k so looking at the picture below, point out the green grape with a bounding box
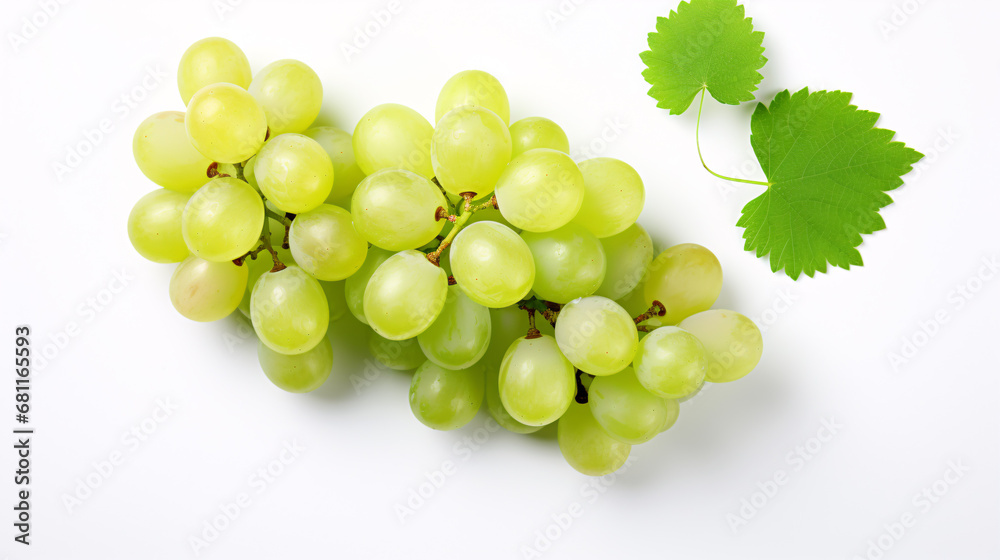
[177,37,252,105]
[633,326,707,398]
[555,296,637,376]
[351,169,446,251]
[251,265,330,355]
[509,117,570,157]
[128,189,191,263]
[352,103,434,178]
[418,285,491,370]
[254,133,334,214]
[368,332,426,371]
[571,158,645,238]
[364,250,448,340]
[237,246,294,318]
[588,367,671,444]
[678,310,763,383]
[303,126,366,206]
[596,223,653,300]
[409,361,485,431]
[521,223,606,304]
[243,155,259,190]
[132,111,213,192]
[345,247,393,324]
[450,222,535,308]
[499,334,575,426]
[321,280,348,322]
[558,402,631,476]
[644,243,723,325]
[169,256,247,322]
[617,281,650,317]
[257,337,332,393]
[494,148,585,232]
[660,398,680,432]
[431,106,512,198]
[484,361,541,434]
[288,204,367,281]
[185,83,267,163]
[181,177,263,263]
[248,59,322,136]
[435,70,510,124]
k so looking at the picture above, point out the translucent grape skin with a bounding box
[509,117,570,158]
[409,361,485,431]
[128,189,191,263]
[289,204,367,281]
[588,367,671,444]
[485,362,541,434]
[555,296,638,376]
[251,265,330,355]
[177,37,252,105]
[633,326,707,399]
[181,177,263,263]
[499,334,576,426]
[185,83,267,163]
[363,250,448,340]
[644,243,723,325]
[345,247,393,324]
[450,222,535,308]
[495,148,585,232]
[321,280,348,322]
[678,310,763,383]
[133,111,213,192]
[435,70,510,125]
[596,223,653,300]
[660,398,681,432]
[248,59,323,136]
[521,223,606,304]
[169,256,247,322]
[558,402,631,476]
[572,158,646,238]
[257,337,332,393]
[254,133,334,214]
[303,126,367,206]
[237,245,294,318]
[351,169,447,251]
[418,285,492,370]
[368,332,426,371]
[352,103,434,178]
[431,106,512,198]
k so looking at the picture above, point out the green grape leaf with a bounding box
[640,0,766,115]
[738,88,924,279]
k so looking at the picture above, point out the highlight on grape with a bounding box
[127,37,765,476]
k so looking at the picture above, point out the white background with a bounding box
[1,0,998,558]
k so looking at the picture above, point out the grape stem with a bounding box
[426,193,476,266]
[233,160,247,183]
[431,176,457,214]
[633,300,666,325]
[259,212,286,272]
[695,87,772,188]
[518,296,559,327]
[207,161,248,183]
[232,243,266,266]
[470,195,498,212]
[525,309,541,339]
[263,209,294,249]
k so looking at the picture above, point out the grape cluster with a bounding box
[128,37,764,476]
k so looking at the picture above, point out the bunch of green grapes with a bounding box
[128,39,764,477]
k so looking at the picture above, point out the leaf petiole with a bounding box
[695,87,771,188]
